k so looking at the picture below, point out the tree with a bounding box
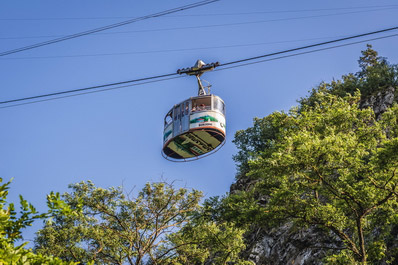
[239,92,398,264]
[299,45,398,108]
[166,209,252,265]
[230,47,398,264]
[35,181,251,265]
[0,178,75,265]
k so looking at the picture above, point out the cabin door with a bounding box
[181,100,190,132]
[173,104,181,137]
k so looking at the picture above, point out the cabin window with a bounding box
[173,105,181,120]
[220,100,225,115]
[164,110,172,127]
[191,97,211,112]
[184,101,189,115]
[182,101,189,117]
[213,97,225,115]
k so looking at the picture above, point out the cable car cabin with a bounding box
[162,94,226,160]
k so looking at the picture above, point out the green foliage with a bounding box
[0,178,45,243]
[233,112,292,177]
[357,45,398,94]
[233,91,398,263]
[299,45,398,109]
[166,217,251,265]
[0,241,78,265]
[200,192,264,229]
[323,249,359,265]
[0,178,75,265]
[35,181,249,265]
[228,46,398,264]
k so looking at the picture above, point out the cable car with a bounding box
[162,60,226,161]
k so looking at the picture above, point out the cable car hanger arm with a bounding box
[177,60,220,95]
[177,60,220,76]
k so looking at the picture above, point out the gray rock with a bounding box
[360,86,395,118]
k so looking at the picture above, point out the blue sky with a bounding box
[1,0,398,242]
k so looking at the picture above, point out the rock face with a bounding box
[360,86,396,118]
[232,86,397,265]
[244,225,342,265]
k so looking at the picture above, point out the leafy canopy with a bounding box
[35,181,251,265]
[0,178,76,265]
[249,92,398,263]
[230,46,398,264]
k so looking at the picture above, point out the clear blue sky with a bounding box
[1,0,397,242]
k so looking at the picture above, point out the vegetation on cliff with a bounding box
[226,45,398,264]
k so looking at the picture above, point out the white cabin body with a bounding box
[162,94,226,160]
